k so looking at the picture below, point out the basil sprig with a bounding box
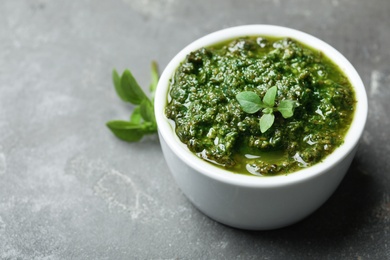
[106,62,159,142]
[236,86,296,133]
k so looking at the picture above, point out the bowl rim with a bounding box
[155,24,368,188]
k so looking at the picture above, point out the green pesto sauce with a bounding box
[165,36,356,176]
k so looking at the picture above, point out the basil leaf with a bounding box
[236,91,263,114]
[140,99,155,123]
[112,69,130,102]
[149,61,159,93]
[263,86,277,107]
[278,100,295,118]
[106,120,145,142]
[262,107,273,114]
[130,106,142,124]
[121,70,148,105]
[260,113,275,133]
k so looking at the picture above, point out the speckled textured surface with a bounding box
[0,0,389,259]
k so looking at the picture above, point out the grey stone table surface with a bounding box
[0,0,389,259]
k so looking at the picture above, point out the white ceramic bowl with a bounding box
[154,25,368,230]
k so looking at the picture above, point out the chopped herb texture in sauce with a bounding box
[165,37,356,176]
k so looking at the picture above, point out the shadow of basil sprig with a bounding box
[236,86,296,133]
[106,62,159,142]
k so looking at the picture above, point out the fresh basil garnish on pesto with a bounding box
[165,37,356,176]
[106,62,159,142]
[236,86,296,133]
